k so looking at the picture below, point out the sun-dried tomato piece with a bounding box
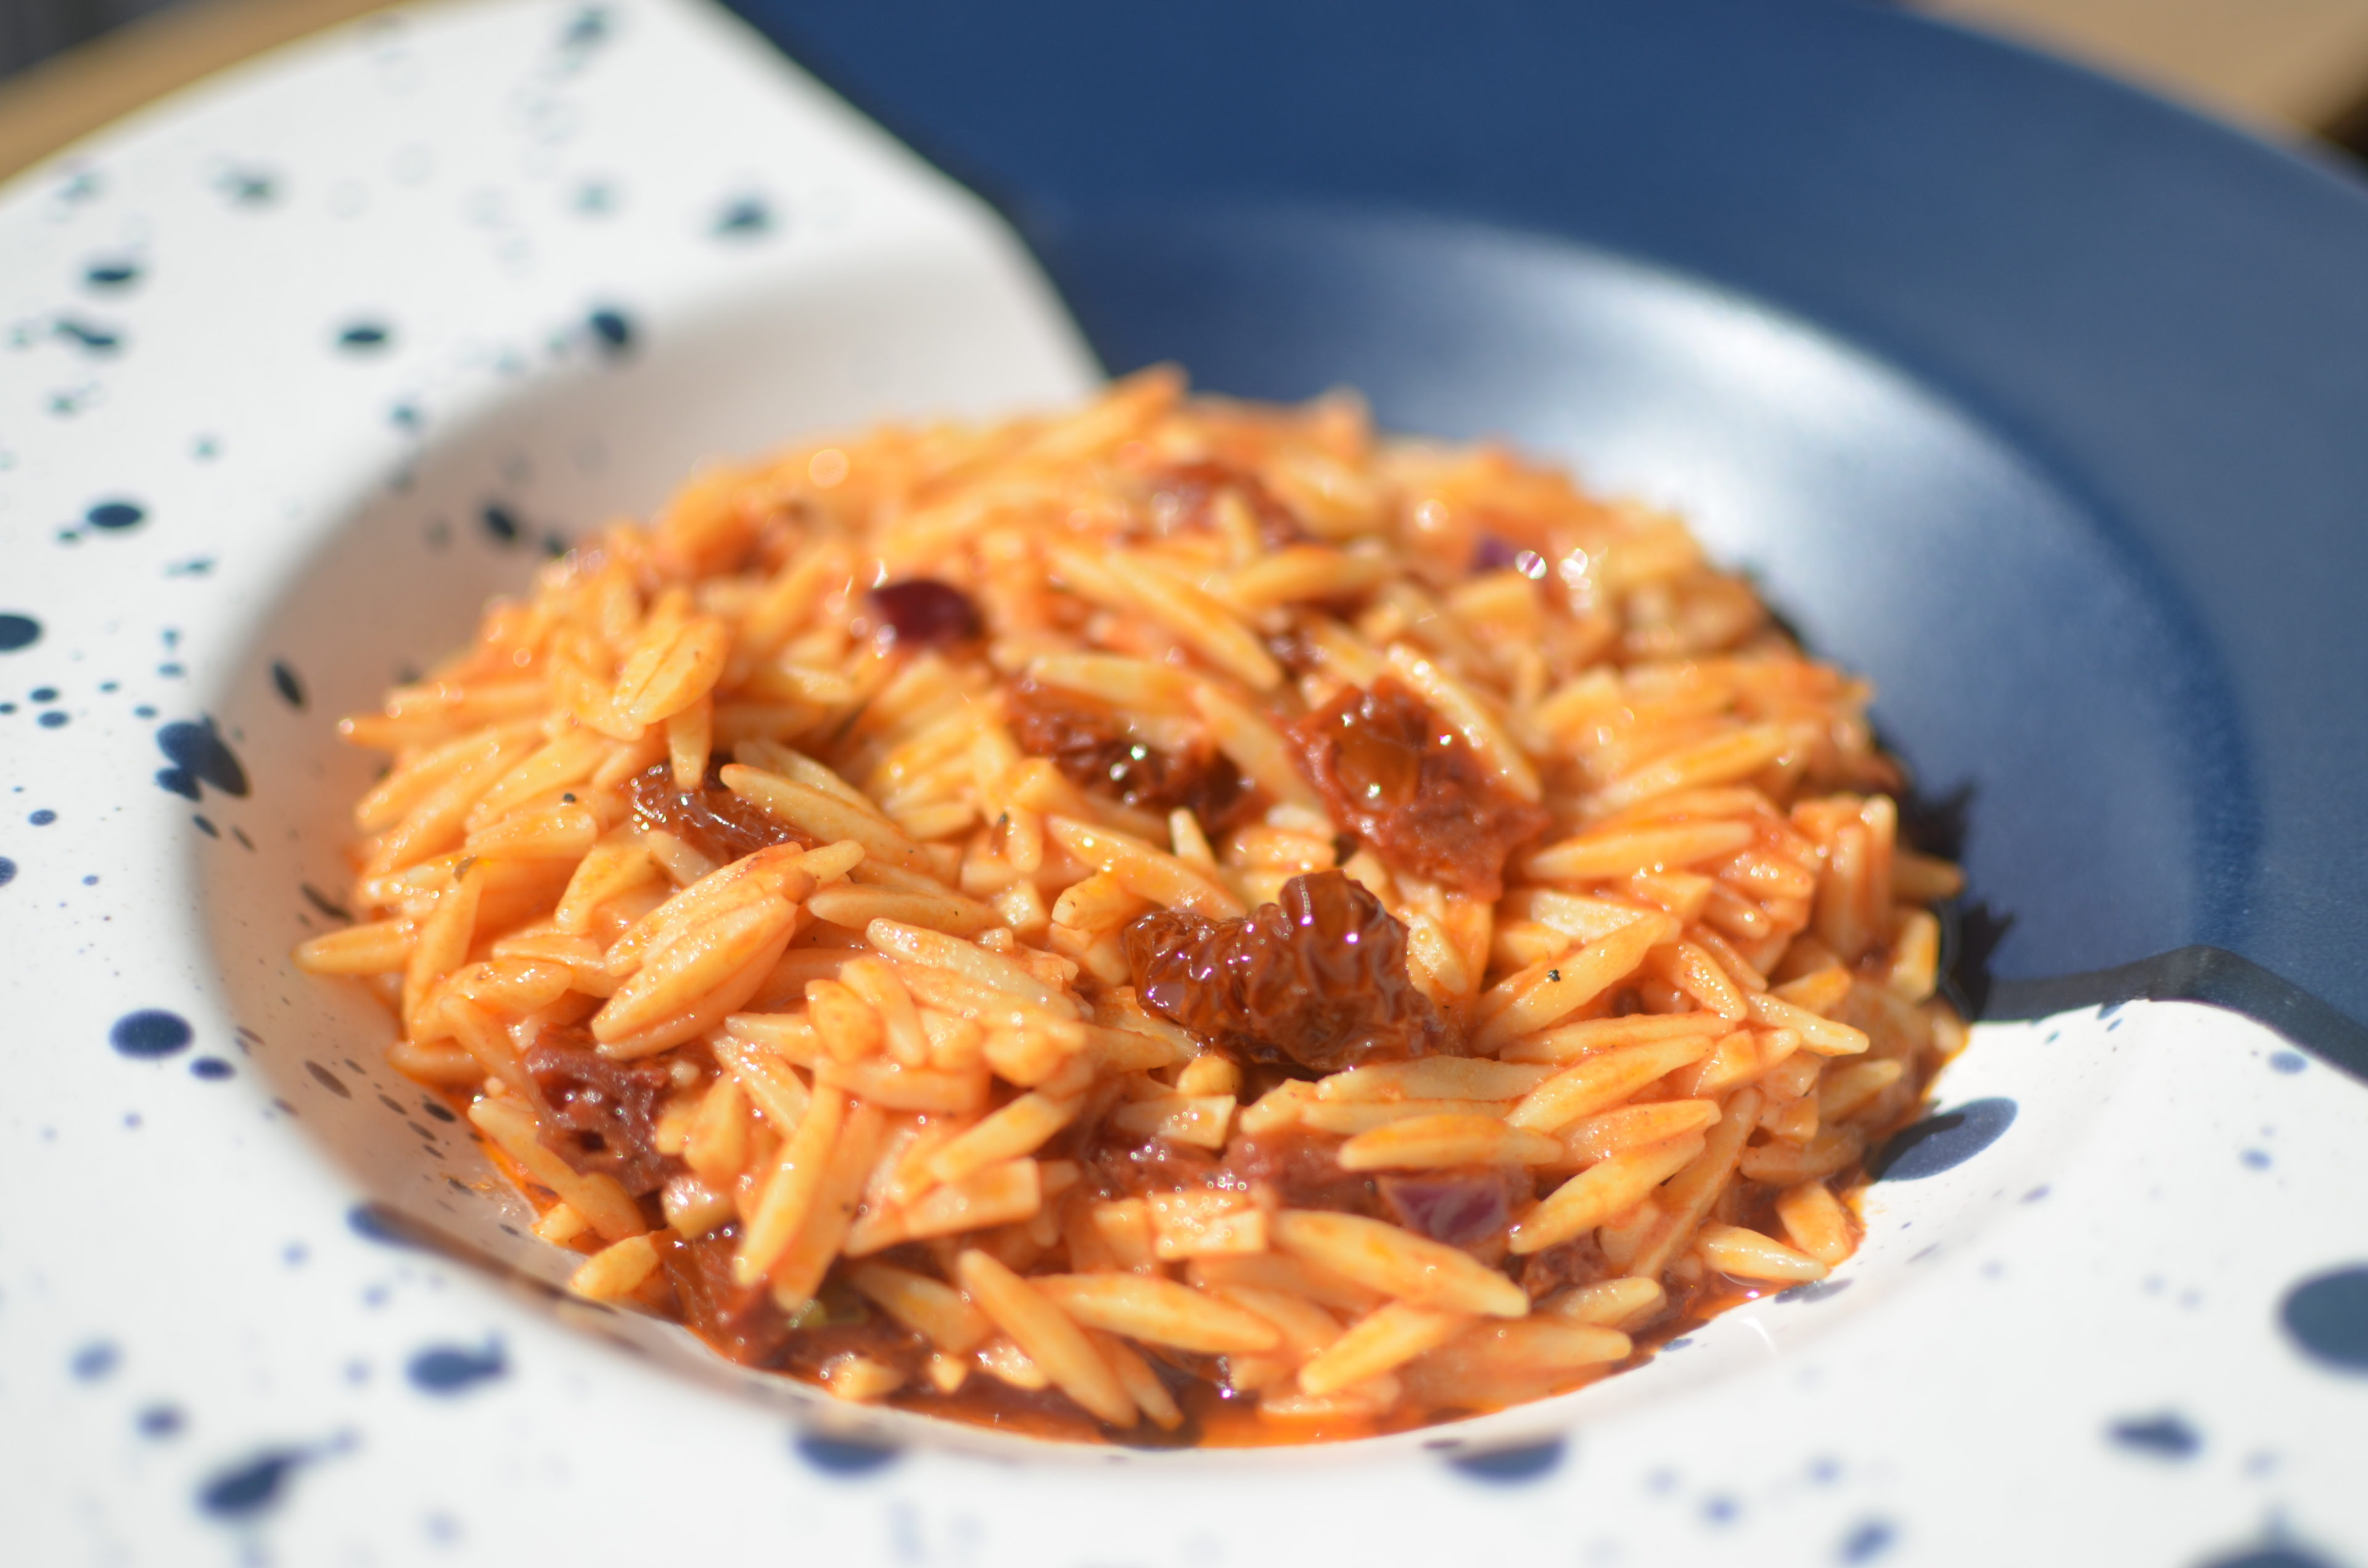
[1124,869,1445,1075]
[1083,1123,1381,1215]
[772,1316,931,1387]
[1516,1232,1615,1304]
[1141,461,1305,549]
[1262,622,1323,678]
[1083,1131,1237,1201]
[1006,678,1253,830]
[1225,1130,1382,1216]
[660,1231,799,1366]
[523,1032,674,1196]
[1289,677,1550,900]
[625,761,807,865]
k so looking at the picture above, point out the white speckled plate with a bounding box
[3,2,2366,1564]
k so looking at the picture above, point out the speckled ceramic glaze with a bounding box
[2,2,2364,1563]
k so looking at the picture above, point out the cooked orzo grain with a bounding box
[300,368,1968,1443]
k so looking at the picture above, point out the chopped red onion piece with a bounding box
[1379,1173,1511,1246]
[868,578,983,647]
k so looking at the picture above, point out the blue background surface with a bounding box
[726,0,2368,1027]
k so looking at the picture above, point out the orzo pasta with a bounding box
[298,369,1968,1443]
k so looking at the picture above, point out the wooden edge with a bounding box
[1921,0,2368,137]
[0,0,404,183]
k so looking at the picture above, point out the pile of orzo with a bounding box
[297,369,1968,1443]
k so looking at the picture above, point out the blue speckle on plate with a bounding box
[305,1061,351,1098]
[111,1009,194,1059]
[271,660,306,708]
[86,499,145,531]
[154,716,250,800]
[55,318,123,353]
[337,321,392,351]
[1870,1098,2017,1181]
[70,1341,120,1381]
[715,196,772,237]
[2270,1051,2307,1074]
[300,884,353,921]
[197,1447,308,1519]
[792,1431,903,1474]
[38,711,67,728]
[586,306,633,356]
[349,1204,408,1244]
[85,258,141,289]
[30,808,55,825]
[347,1201,446,1250]
[1780,1279,1853,1305]
[2108,1412,2202,1459]
[218,168,278,206]
[2279,1266,2368,1372]
[406,1340,507,1395]
[1840,1518,1897,1563]
[562,6,610,51]
[2198,1547,2345,1568]
[191,1057,234,1080]
[0,857,16,887]
[482,503,521,545]
[138,1404,184,1438]
[0,614,39,652]
[31,687,57,702]
[1447,1437,1566,1482]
